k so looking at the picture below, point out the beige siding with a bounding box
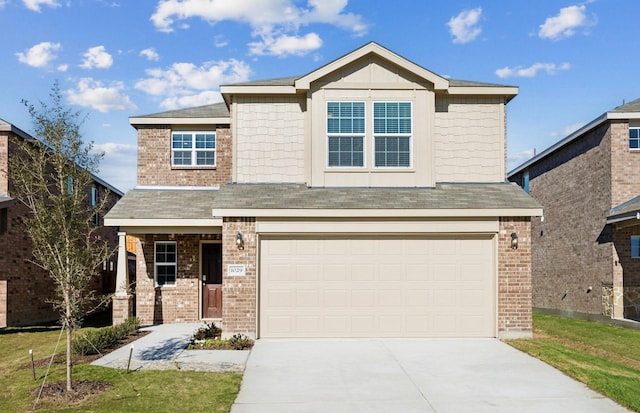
[309,55,435,187]
[434,96,505,182]
[235,95,306,183]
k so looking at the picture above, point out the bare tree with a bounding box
[8,82,114,391]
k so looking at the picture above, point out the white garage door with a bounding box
[259,237,495,338]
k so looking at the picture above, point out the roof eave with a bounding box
[447,86,519,102]
[129,117,230,126]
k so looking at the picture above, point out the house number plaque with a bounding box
[227,264,246,277]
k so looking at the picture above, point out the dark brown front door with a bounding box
[202,243,223,318]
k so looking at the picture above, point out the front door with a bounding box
[202,243,223,318]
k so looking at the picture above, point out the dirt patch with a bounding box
[31,380,112,406]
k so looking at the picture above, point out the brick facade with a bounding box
[0,130,121,327]
[137,125,232,187]
[497,217,532,338]
[135,233,222,325]
[221,218,257,338]
[510,116,640,321]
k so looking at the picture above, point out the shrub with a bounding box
[192,322,222,341]
[228,334,253,350]
[72,317,141,355]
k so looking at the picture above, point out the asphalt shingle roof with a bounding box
[223,77,512,89]
[210,183,541,211]
[133,102,229,119]
[105,189,218,220]
[610,98,640,113]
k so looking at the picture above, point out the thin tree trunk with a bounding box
[66,290,73,392]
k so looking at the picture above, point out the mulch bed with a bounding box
[23,330,148,403]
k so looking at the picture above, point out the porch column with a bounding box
[112,231,133,325]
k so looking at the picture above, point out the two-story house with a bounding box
[509,99,640,322]
[106,43,541,339]
[0,119,123,327]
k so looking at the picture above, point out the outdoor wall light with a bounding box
[510,232,518,250]
[236,232,244,250]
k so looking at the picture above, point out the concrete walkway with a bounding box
[91,323,248,372]
[232,339,631,413]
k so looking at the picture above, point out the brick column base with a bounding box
[112,295,133,325]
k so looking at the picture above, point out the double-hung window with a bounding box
[155,241,177,286]
[630,127,640,150]
[373,102,412,168]
[172,132,216,166]
[632,236,640,259]
[327,102,365,167]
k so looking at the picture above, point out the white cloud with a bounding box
[22,0,60,12]
[249,32,322,57]
[134,59,250,109]
[213,35,228,48]
[446,7,482,44]
[57,63,68,72]
[80,46,113,69]
[66,78,137,113]
[507,148,535,171]
[92,142,137,192]
[140,48,160,61]
[550,122,584,138]
[160,91,224,110]
[495,62,571,78]
[16,41,61,68]
[539,5,596,40]
[150,0,367,56]
[0,1,7,9]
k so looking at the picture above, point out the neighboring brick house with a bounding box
[0,119,123,327]
[106,43,541,339]
[508,99,640,321]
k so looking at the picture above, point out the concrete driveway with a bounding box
[231,339,630,413]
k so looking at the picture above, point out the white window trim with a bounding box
[372,101,413,169]
[155,241,177,287]
[632,235,640,259]
[326,101,367,169]
[171,132,217,167]
[629,127,640,151]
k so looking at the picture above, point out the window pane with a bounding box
[172,134,192,149]
[630,128,640,149]
[195,133,215,149]
[375,137,410,167]
[373,102,411,134]
[173,151,192,165]
[196,151,215,165]
[327,102,364,134]
[328,118,340,134]
[328,136,364,167]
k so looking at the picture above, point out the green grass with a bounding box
[507,313,640,412]
[0,324,242,412]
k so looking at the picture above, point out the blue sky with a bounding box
[1,0,639,192]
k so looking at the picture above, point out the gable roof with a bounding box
[221,42,517,101]
[508,98,640,177]
[129,102,230,126]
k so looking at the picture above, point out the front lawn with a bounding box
[507,313,640,412]
[0,324,242,412]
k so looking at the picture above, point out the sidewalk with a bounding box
[91,323,249,373]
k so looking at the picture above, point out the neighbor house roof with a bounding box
[210,183,542,218]
[508,98,640,177]
[129,102,230,126]
[0,118,123,197]
[607,195,640,224]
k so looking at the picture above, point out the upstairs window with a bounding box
[373,102,412,168]
[172,132,216,167]
[523,170,530,193]
[632,236,640,259]
[91,186,99,226]
[327,102,365,167]
[0,208,7,235]
[630,127,640,150]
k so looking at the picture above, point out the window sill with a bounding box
[171,165,217,170]
[325,168,415,173]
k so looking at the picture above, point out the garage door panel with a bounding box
[260,238,495,338]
